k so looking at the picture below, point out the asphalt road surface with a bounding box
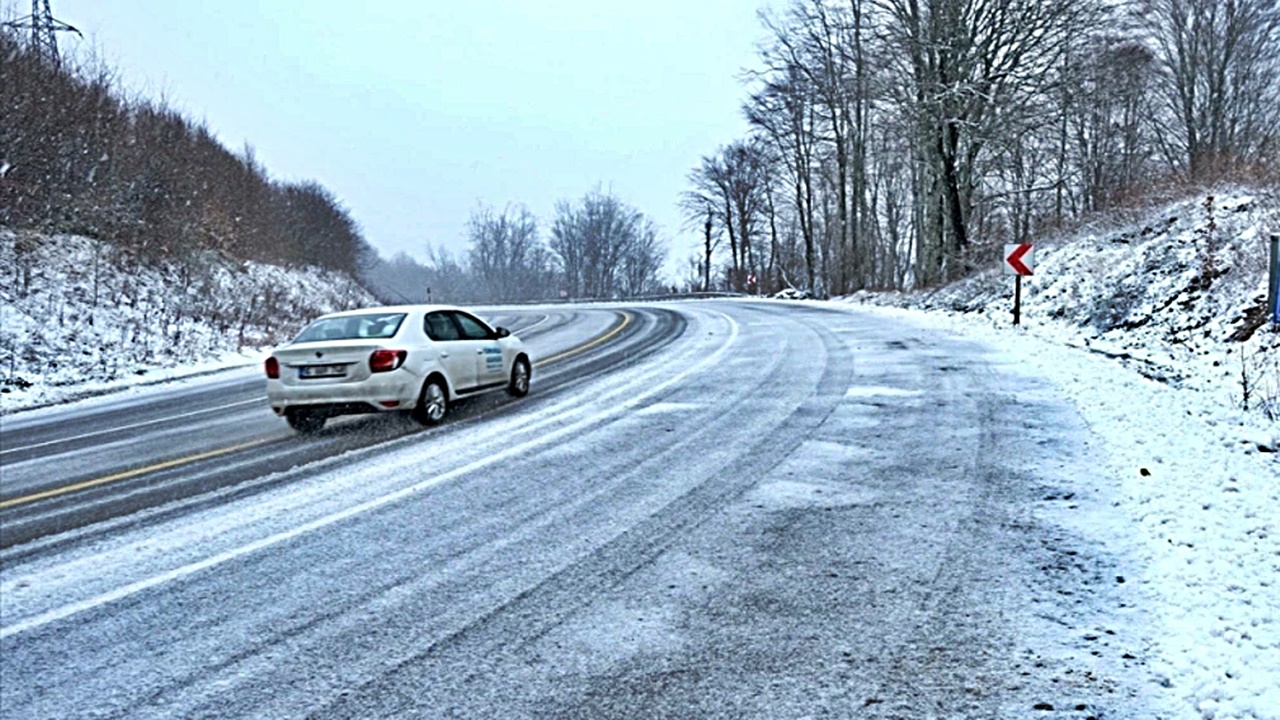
[0,306,677,551]
[0,300,1147,718]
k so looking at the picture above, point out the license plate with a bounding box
[298,364,346,379]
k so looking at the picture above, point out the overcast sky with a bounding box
[50,0,767,279]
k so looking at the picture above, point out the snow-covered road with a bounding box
[0,306,652,548]
[4,299,1264,717]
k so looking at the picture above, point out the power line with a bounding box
[3,0,81,67]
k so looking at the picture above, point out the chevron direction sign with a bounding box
[1003,243,1034,276]
[1003,243,1034,326]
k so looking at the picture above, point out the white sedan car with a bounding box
[265,305,531,433]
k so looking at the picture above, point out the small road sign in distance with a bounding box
[1004,243,1034,276]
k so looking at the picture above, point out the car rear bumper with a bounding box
[267,373,419,414]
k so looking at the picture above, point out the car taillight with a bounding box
[369,349,407,373]
[265,356,280,379]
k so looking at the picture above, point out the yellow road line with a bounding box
[534,311,632,368]
[0,438,272,510]
[3,311,633,510]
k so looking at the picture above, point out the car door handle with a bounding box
[439,351,450,358]
[476,349,485,354]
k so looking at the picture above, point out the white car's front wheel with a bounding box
[414,377,448,426]
[508,358,531,398]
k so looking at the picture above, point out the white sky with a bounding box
[47,0,766,278]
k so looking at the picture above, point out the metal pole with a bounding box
[1013,275,1022,327]
[1269,234,1279,327]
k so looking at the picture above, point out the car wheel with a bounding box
[285,408,325,433]
[508,357,531,397]
[414,377,448,425]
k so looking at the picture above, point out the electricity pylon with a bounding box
[3,0,81,67]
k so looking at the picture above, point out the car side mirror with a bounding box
[495,327,511,339]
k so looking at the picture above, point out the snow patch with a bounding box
[747,479,877,510]
[635,402,702,416]
[844,386,922,399]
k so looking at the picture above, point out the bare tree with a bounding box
[423,243,475,303]
[748,23,821,292]
[550,188,664,299]
[1143,0,1280,180]
[466,203,554,303]
[874,0,1100,283]
[682,140,769,292]
[1066,32,1157,213]
[760,0,878,293]
[618,218,665,297]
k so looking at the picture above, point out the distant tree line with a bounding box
[684,0,1280,296]
[362,189,668,305]
[0,27,372,278]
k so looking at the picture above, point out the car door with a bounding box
[424,311,477,393]
[450,311,506,386]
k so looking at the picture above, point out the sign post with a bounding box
[1003,243,1034,326]
[1269,233,1279,328]
[1014,275,1023,326]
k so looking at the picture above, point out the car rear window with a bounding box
[293,313,407,343]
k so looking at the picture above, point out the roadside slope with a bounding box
[0,229,377,413]
[837,189,1279,719]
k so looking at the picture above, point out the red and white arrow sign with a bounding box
[1003,243,1034,276]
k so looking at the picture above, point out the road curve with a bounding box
[0,300,1145,718]
[0,306,682,552]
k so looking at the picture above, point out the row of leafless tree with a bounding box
[0,27,371,279]
[361,190,668,304]
[683,0,1280,295]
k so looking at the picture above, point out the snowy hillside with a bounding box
[849,191,1280,429]
[0,229,377,412]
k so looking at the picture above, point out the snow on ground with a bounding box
[2,191,1277,716]
[834,189,1279,719]
[848,192,1280,424]
[0,229,377,413]
[823,302,1279,719]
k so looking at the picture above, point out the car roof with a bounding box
[316,304,470,319]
